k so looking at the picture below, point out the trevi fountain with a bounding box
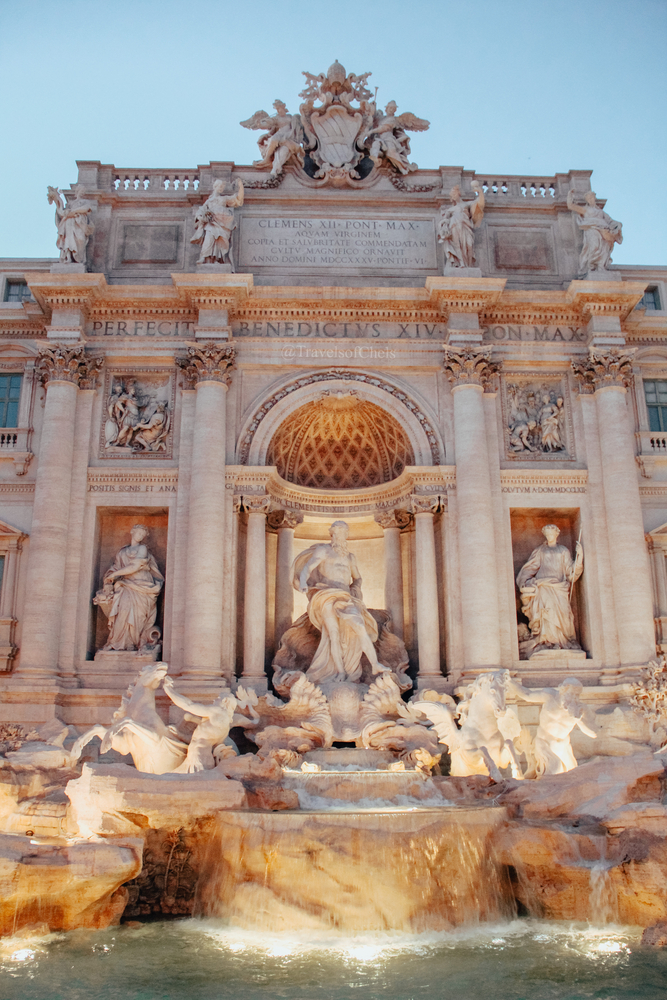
[0,61,666,998]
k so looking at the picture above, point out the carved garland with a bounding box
[238,369,442,465]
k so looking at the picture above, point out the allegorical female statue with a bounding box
[437,181,485,268]
[567,189,622,273]
[47,184,94,265]
[94,524,164,652]
[516,524,583,656]
[191,179,244,264]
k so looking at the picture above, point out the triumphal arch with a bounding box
[0,60,666,740]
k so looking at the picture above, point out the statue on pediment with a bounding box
[47,184,94,265]
[240,101,305,177]
[191,178,244,264]
[366,102,430,176]
[567,189,622,273]
[437,182,485,268]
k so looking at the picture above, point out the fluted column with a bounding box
[374,510,407,638]
[18,346,102,678]
[242,496,271,684]
[573,350,656,665]
[177,344,235,681]
[410,496,442,681]
[443,348,502,668]
[270,509,303,644]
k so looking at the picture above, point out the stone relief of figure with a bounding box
[104,378,170,453]
[162,678,239,772]
[292,520,390,685]
[507,677,597,776]
[94,524,164,653]
[567,189,622,273]
[366,102,430,175]
[240,101,305,176]
[437,182,485,268]
[516,524,583,657]
[191,179,244,264]
[47,184,94,265]
[507,384,566,455]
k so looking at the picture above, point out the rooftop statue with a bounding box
[191,178,244,265]
[516,524,583,658]
[47,184,94,266]
[366,101,429,176]
[94,524,164,654]
[240,100,305,177]
[437,182,485,268]
[567,189,622,274]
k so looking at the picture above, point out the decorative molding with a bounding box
[572,349,636,391]
[177,343,235,387]
[442,347,500,389]
[234,494,272,514]
[408,494,446,514]
[267,509,304,530]
[374,509,412,530]
[36,345,103,388]
[499,469,588,495]
[238,369,442,465]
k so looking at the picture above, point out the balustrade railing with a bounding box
[112,171,200,194]
[477,177,557,199]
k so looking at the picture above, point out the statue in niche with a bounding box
[191,179,244,264]
[516,524,583,658]
[104,378,170,453]
[47,184,94,265]
[507,677,597,776]
[366,102,430,175]
[507,384,566,455]
[292,520,390,685]
[567,189,622,273]
[437,182,485,268]
[94,524,164,653]
[240,101,305,176]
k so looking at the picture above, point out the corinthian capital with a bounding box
[178,343,236,387]
[443,347,500,388]
[571,348,636,392]
[36,345,103,388]
[374,509,412,530]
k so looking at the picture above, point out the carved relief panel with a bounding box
[501,373,574,462]
[99,368,176,460]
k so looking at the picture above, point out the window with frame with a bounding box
[644,380,667,432]
[3,280,32,303]
[0,375,22,428]
[640,287,661,311]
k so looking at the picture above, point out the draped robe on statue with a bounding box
[516,542,582,650]
[292,547,379,685]
[102,545,164,651]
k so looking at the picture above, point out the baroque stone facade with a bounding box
[0,62,666,730]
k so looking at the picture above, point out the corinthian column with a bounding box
[443,348,502,668]
[177,344,235,682]
[270,509,303,644]
[573,350,656,665]
[241,496,271,687]
[410,496,442,682]
[18,346,102,679]
[374,510,407,638]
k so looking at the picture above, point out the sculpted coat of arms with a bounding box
[241,61,429,187]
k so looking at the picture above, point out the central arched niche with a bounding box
[267,390,414,489]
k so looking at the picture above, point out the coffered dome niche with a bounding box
[267,391,414,489]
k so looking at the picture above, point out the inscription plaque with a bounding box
[238,217,436,269]
[121,224,181,264]
[493,228,554,271]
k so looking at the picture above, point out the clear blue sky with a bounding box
[1,0,665,264]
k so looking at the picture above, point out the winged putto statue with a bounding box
[240,62,429,186]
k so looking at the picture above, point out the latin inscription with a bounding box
[232,321,446,339]
[483,325,585,343]
[87,320,194,337]
[87,484,177,493]
[501,486,585,494]
[238,217,436,269]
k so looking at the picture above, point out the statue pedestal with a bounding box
[583,269,622,282]
[195,263,233,273]
[89,648,161,688]
[50,263,87,273]
[443,266,482,277]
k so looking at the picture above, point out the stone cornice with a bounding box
[565,280,646,323]
[425,277,506,317]
[26,273,108,320]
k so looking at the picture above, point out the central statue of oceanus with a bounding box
[292,520,390,684]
